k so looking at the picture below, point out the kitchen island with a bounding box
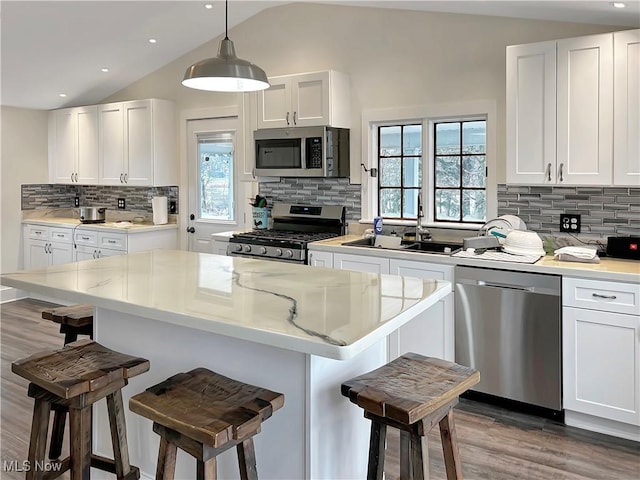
[1,249,450,479]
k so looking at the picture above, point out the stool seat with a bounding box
[41,304,94,328]
[342,353,479,480]
[12,340,150,480]
[130,368,284,480]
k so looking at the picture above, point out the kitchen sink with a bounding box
[341,237,462,255]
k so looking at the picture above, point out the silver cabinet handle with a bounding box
[107,240,116,244]
[120,173,123,183]
[81,236,90,240]
[252,168,256,179]
[74,173,78,182]
[71,173,74,183]
[559,163,564,182]
[592,293,617,300]
[124,173,128,183]
[93,250,97,259]
[546,163,552,182]
[293,111,297,125]
[286,112,290,126]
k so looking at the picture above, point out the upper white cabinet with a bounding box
[50,98,176,186]
[48,106,99,184]
[257,70,350,129]
[614,29,640,186]
[507,32,630,185]
[99,99,177,186]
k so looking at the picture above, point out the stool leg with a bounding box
[439,410,463,480]
[26,398,51,480]
[196,458,217,480]
[48,406,67,460]
[69,406,91,480]
[155,437,177,480]
[237,438,258,480]
[400,430,411,480]
[410,433,429,480]
[106,389,133,479]
[367,420,386,480]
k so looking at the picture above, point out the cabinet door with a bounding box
[75,106,99,184]
[75,246,97,262]
[124,100,153,185]
[614,29,640,186]
[257,76,292,129]
[563,307,639,425]
[389,259,454,361]
[49,241,74,265]
[99,103,125,185]
[26,239,49,269]
[291,71,330,127]
[51,109,77,183]
[506,41,557,184]
[308,250,333,268]
[333,253,389,274]
[557,34,613,185]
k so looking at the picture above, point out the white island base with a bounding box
[93,308,387,480]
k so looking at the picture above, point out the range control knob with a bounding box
[243,245,252,253]
[260,247,267,254]
[234,244,243,252]
[285,250,294,258]
[275,248,283,256]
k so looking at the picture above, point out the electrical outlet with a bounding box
[74,196,80,208]
[169,200,177,214]
[117,198,126,210]
[560,214,581,233]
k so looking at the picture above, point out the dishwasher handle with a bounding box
[478,280,533,292]
[456,277,560,296]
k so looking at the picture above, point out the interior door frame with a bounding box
[179,105,250,250]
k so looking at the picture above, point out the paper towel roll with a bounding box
[152,196,168,225]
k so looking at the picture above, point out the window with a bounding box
[378,125,422,219]
[433,120,486,223]
[197,134,234,221]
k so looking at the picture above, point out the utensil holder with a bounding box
[252,207,268,230]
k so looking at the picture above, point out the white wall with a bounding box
[1,106,48,276]
[102,2,617,183]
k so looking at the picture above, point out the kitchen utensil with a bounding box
[503,230,545,256]
[79,207,106,223]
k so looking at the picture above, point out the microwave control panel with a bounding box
[306,137,323,169]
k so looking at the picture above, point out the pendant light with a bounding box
[182,0,269,92]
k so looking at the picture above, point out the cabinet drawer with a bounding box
[563,277,639,315]
[74,230,98,247]
[49,228,72,244]
[27,226,50,241]
[98,232,126,251]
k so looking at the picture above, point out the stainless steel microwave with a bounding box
[254,126,350,177]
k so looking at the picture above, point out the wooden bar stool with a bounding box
[41,304,94,344]
[12,339,150,480]
[129,368,285,480]
[41,304,94,460]
[341,353,480,480]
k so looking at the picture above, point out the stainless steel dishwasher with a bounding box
[455,266,561,412]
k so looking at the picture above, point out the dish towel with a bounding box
[553,246,600,264]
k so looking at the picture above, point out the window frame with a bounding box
[361,101,497,230]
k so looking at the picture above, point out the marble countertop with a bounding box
[310,235,640,283]
[1,250,451,360]
[23,217,178,233]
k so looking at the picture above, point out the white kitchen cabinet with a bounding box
[308,250,333,268]
[48,106,99,184]
[257,70,350,129]
[212,237,230,256]
[563,277,640,441]
[23,225,74,269]
[333,252,389,274]
[100,99,177,186]
[507,33,614,185]
[388,259,454,361]
[614,29,640,186]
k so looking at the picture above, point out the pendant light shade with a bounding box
[182,0,269,92]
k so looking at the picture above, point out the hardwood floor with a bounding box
[1,298,639,480]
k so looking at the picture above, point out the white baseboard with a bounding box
[565,410,640,442]
[0,286,27,304]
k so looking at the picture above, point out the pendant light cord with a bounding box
[224,0,229,40]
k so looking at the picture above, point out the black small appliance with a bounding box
[606,236,640,260]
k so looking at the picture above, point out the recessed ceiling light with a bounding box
[58,93,67,98]
[612,2,626,8]
[149,38,157,44]
[204,3,213,9]
[101,67,109,73]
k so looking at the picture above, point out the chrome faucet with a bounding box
[416,192,431,241]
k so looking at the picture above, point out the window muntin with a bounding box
[433,120,486,223]
[378,124,422,220]
[197,134,234,221]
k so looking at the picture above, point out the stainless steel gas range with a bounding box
[227,203,345,264]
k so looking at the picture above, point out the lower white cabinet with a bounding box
[23,225,74,269]
[562,277,640,440]
[313,250,454,361]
